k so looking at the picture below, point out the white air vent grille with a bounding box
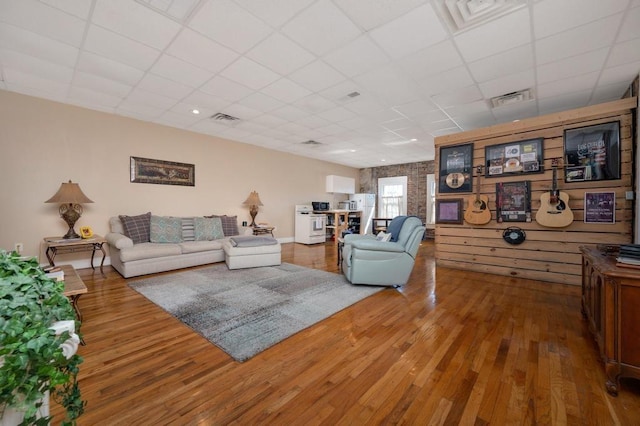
[301,140,322,146]
[490,89,533,108]
[434,0,526,33]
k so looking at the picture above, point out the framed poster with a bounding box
[435,199,463,224]
[485,138,543,177]
[564,121,620,182]
[438,143,473,193]
[130,156,195,186]
[584,192,616,224]
[496,181,531,223]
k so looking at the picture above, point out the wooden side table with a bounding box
[253,226,275,237]
[44,235,107,272]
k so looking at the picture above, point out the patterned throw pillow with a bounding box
[181,217,195,242]
[194,217,224,241]
[119,212,151,244]
[150,216,183,243]
[206,215,239,236]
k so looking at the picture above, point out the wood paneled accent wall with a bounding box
[434,98,636,286]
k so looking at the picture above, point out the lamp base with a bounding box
[249,207,258,227]
[60,203,82,239]
[63,228,81,239]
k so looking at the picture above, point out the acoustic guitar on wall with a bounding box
[464,166,491,225]
[535,158,573,228]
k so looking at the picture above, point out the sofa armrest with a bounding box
[106,232,134,249]
[350,240,405,253]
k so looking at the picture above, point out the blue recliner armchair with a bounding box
[341,216,425,286]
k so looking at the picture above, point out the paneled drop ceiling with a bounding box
[1,0,639,168]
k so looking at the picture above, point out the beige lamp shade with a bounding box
[45,180,93,239]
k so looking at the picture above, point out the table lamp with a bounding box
[45,180,94,239]
[242,191,263,227]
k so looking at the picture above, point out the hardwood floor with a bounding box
[52,241,640,425]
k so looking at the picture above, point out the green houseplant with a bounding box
[0,250,85,425]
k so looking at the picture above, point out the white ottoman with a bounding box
[222,236,281,269]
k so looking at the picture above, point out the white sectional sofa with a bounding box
[106,213,254,278]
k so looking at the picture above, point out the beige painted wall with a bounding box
[0,91,358,266]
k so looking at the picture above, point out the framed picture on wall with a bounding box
[485,138,544,177]
[435,199,463,224]
[584,191,616,224]
[563,121,621,182]
[496,181,531,223]
[438,143,473,193]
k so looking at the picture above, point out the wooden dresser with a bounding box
[580,246,640,395]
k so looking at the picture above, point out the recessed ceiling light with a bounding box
[350,149,356,153]
[381,159,386,162]
[410,138,417,142]
[192,109,200,115]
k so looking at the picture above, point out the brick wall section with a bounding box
[358,161,436,236]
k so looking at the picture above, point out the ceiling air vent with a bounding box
[434,0,526,33]
[210,112,241,122]
[490,89,533,108]
[301,140,322,146]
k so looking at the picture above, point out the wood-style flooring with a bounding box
[52,241,640,425]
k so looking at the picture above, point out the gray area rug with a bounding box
[129,263,384,362]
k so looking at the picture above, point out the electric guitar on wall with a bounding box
[535,158,574,228]
[464,166,491,225]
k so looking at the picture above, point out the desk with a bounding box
[44,235,107,272]
[253,226,275,237]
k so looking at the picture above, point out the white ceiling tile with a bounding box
[223,103,263,120]
[155,110,203,128]
[468,44,534,82]
[537,48,609,84]
[607,38,640,68]
[235,92,284,113]
[0,23,79,68]
[117,101,165,119]
[277,121,311,136]
[454,112,496,131]
[40,0,92,19]
[169,101,219,120]
[251,114,289,128]
[92,0,182,50]
[200,76,253,102]
[598,60,640,86]
[316,106,358,122]
[84,25,161,71]
[188,0,273,53]
[431,85,483,108]
[617,6,640,42]
[77,51,145,85]
[591,82,631,104]
[354,65,420,105]
[166,28,239,73]
[368,3,447,59]
[444,100,490,117]
[261,78,312,103]
[455,8,531,63]
[343,98,387,116]
[535,14,622,65]
[0,48,74,84]
[337,116,373,131]
[478,69,535,98]
[397,40,463,81]
[150,54,212,87]
[295,115,331,129]
[179,91,231,113]
[289,60,346,92]
[246,33,315,75]
[318,80,366,104]
[190,119,234,135]
[270,105,311,121]
[234,0,315,28]
[323,35,389,78]
[126,87,177,109]
[536,72,599,99]
[137,73,194,100]
[418,66,474,97]
[334,0,426,31]
[281,1,360,56]
[294,94,337,114]
[536,90,591,114]
[393,100,439,119]
[73,71,132,98]
[68,85,123,108]
[533,0,629,39]
[0,0,86,46]
[219,57,281,90]
[3,68,69,98]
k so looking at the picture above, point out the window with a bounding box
[426,174,436,228]
[378,176,407,218]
